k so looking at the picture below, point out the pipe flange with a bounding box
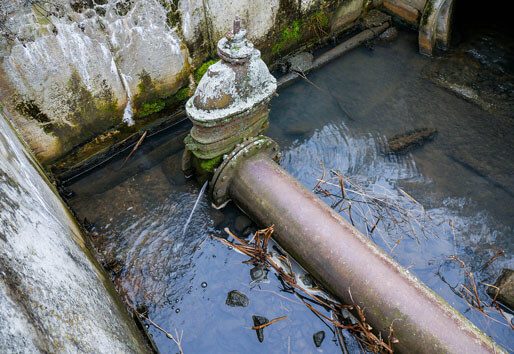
[210,136,280,209]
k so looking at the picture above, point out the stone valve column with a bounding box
[182,18,277,178]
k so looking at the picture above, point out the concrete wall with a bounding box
[382,0,427,25]
[0,110,149,353]
[0,0,375,167]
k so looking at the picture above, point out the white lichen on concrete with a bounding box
[186,20,276,124]
[0,113,148,352]
[204,0,280,42]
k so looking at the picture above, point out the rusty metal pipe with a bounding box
[228,153,501,353]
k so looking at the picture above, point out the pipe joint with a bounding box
[210,135,280,208]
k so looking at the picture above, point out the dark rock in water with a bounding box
[234,215,252,234]
[387,128,437,154]
[487,269,514,309]
[313,330,325,347]
[210,209,225,228]
[378,27,398,43]
[225,290,249,307]
[252,315,269,342]
[250,265,268,283]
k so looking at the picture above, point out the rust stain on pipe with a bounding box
[228,153,502,353]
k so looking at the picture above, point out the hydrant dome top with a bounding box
[186,18,277,123]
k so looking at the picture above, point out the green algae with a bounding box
[138,99,166,118]
[272,19,302,55]
[194,59,218,83]
[197,155,223,173]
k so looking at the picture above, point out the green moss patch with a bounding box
[138,99,166,118]
[197,155,223,173]
[133,70,191,119]
[194,59,218,83]
[272,19,302,55]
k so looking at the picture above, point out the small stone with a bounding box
[210,209,225,228]
[378,27,398,43]
[250,266,267,283]
[313,330,325,347]
[234,215,252,234]
[225,290,249,307]
[252,315,269,342]
[487,269,514,309]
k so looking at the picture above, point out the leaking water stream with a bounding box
[67,29,513,353]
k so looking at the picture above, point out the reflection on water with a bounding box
[68,29,513,352]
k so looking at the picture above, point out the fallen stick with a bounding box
[121,130,147,167]
[251,316,287,330]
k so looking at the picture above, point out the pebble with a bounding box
[252,315,269,343]
[313,330,325,348]
[225,290,250,307]
[234,215,252,234]
[250,266,267,283]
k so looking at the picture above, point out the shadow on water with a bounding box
[68,29,513,352]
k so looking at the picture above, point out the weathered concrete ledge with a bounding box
[0,111,150,353]
[0,0,379,170]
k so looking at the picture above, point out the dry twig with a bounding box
[251,316,287,330]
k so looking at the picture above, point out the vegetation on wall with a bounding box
[194,59,218,83]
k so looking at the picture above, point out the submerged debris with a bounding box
[313,330,326,347]
[386,128,437,154]
[251,315,287,343]
[438,255,513,329]
[378,27,398,43]
[215,226,396,353]
[234,215,252,234]
[250,265,269,285]
[252,315,269,342]
[488,268,514,310]
[226,290,250,307]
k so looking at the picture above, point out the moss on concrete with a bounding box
[272,19,302,55]
[138,99,166,118]
[133,69,192,119]
[197,155,223,173]
[194,59,218,83]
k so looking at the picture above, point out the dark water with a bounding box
[68,30,513,352]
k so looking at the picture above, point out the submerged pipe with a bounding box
[223,151,501,353]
